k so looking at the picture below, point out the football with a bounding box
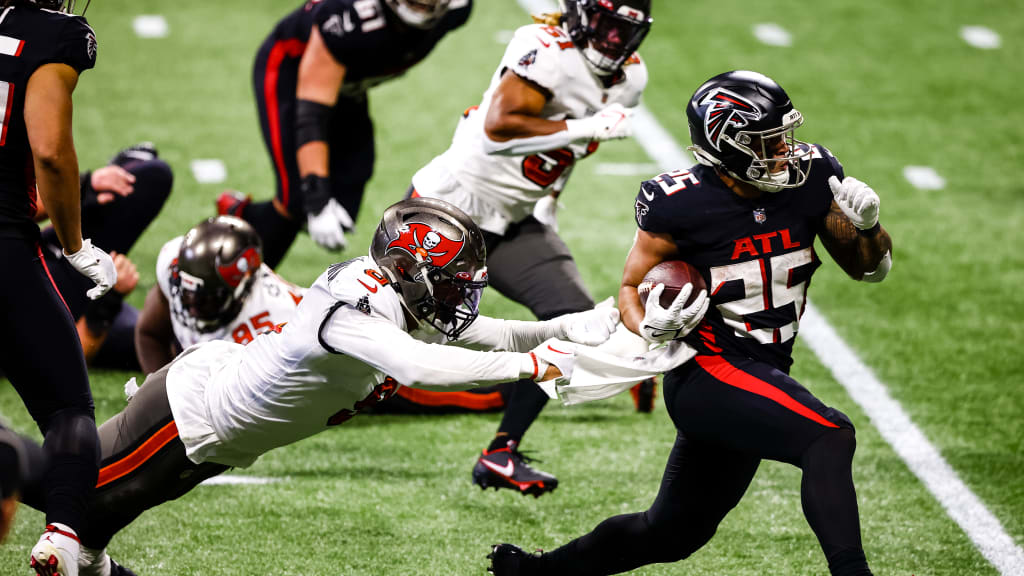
[637,260,707,308]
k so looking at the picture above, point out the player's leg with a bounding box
[242,36,304,268]
[0,426,47,544]
[490,428,761,576]
[368,383,509,415]
[79,358,228,571]
[672,355,870,576]
[472,218,595,496]
[78,158,173,256]
[0,238,100,574]
[87,303,140,371]
[327,93,374,222]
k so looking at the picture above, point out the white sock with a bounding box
[80,546,111,576]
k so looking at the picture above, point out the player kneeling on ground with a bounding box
[21,197,618,574]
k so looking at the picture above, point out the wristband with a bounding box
[856,222,881,236]
[301,174,333,215]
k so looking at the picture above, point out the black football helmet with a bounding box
[686,70,813,192]
[383,0,452,29]
[561,0,652,75]
[174,216,262,332]
[370,197,487,340]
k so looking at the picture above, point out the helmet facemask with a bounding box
[412,260,487,339]
[564,0,651,76]
[383,0,452,29]
[691,108,813,193]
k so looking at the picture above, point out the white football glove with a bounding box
[64,238,117,300]
[531,338,577,382]
[533,193,559,231]
[307,197,354,251]
[566,103,634,143]
[828,176,879,230]
[558,306,620,346]
[638,283,709,343]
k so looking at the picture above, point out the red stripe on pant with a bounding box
[36,244,70,314]
[395,386,505,411]
[263,39,307,209]
[694,355,838,428]
[97,420,179,488]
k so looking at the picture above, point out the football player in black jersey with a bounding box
[0,0,118,574]
[489,71,892,576]
[217,0,472,267]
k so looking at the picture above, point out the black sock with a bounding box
[242,200,300,269]
[41,411,99,531]
[488,379,549,451]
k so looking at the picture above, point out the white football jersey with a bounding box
[411,23,648,234]
[155,236,305,349]
[164,256,531,468]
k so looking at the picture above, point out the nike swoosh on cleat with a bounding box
[481,458,515,477]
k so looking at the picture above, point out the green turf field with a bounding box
[1,0,1022,574]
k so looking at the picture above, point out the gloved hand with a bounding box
[566,103,634,143]
[558,307,620,346]
[64,238,117,300]
[828,175,879,230]
[307,197,354,251]
[638,283,709,343]
[530,339,577,382]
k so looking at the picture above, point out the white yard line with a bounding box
[132,15,168,39]
[201,475,280,486]
[514,1,1023,572]
[594,162,659,176]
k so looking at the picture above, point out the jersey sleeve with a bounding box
[55,16,97,73]
[312,0,378,66]
[155,236,184,300]
[500,25,569,96]
[322,258,407,327]
[633,179,674,234]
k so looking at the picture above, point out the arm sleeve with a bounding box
[500,26,564,97]
[56,16,97,73]
[321,306,531,389]
[457,315,563,352]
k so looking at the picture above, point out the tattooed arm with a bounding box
[818,200,893,281]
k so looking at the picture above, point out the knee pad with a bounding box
[43,409,99,463]
[804,427,857,468]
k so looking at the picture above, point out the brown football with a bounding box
[637,261,707,308]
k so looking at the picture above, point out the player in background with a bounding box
[22,197,618,574]
[0,1,117,574]
[1,424,47,545]
[35,143,172,370]
[134,215,305,373]
[218,0,473,267]
[410,0,652,496]
[488,71,892,576]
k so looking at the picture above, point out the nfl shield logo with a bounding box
[753,208,767,224]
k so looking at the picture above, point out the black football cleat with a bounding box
[216,189,251,218]
[487,543,544,576]
[110,142,158,167]
[110,558,138,576]
[472,441,558,497]
[630,377,658,413]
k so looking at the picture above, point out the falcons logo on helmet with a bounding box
[386,222,465,268]
[700,88,761,151]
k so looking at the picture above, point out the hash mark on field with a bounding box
[903,166,945,190]
[494,30,515,44]
[190,159,227,184]
[132,15,168,39]
[594,163,659,176]
[753,23,792,47]
[961,26,1001,49]
[201,475,280,486]
[515,1,1023,573]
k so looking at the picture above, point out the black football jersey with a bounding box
[634,145,845,372]
[269,0,471,97]
[0,5,95,240]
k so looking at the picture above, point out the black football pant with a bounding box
[40,158,173,370]
[0,237,99,532]
[249,36,375,268]
[535,355,871,576]
[22,355,230,550]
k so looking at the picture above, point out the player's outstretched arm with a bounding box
[135,285,177,374]
[819,176,893,282]
[619,229,680,335]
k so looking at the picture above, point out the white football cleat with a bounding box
[30,523,80,576]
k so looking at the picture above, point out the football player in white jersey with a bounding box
[134,216,305,374]
[23,198,618,575]
[409,0,652,496]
